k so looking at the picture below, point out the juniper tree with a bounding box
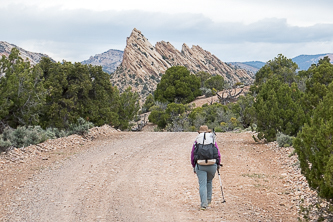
[148,103,168,128]
[40,59,93,128]
[142,94,155,113]
[194,71,211,87]
[229,94,256,128]
[154,66,201,104]
[299,56,333,118]
[39,58,121,129]
[87,65,119,127]
[254,77,305,142]
[254,54,298,87]
[116,87,140,130]
[0,48,46,129]
[294,82,333,201]
[204,75,224,91]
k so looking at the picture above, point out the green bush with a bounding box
[188,126,196,132]
[0,126,48,149]
[214,126,223,132]
[0,48,46,129]
[200,87,213,97]
[148,103,169,128]
[67,118,94,136]
[299,56,333,120]
[141,94,155,113]
[165,113,190,132]
[45,127,68,139]
[254,77,306,142]
[254,54,298,86]
[0,137,12,152]
[25,126,48,146]
[188,102,242,132]
[276,132,293,147]
[294,82,333,201]
[195,71,211,87]
[154,66,201,104]
[204,75,224,91]
[229,94,256,129]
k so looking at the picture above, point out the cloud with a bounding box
[1,4,333,62]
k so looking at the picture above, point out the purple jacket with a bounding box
[191,141,221,168]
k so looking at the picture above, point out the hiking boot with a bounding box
[200,206,206,211]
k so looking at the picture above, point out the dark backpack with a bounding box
[194,133,219,164]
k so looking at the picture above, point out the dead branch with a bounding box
[216,88,244,105]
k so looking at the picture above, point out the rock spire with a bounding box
[111,28,254,101]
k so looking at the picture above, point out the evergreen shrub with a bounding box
[0,126,48,149]
[67,118,94,136]
[200,87,213,97]
[294,82,333,201]
[276,132,293,147]
[254,78,305,142]
[154,66,201,104]
[45,128,68,139]
[0,137,12,152]
[214,126,223,132]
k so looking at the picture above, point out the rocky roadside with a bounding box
[266,141,332,221]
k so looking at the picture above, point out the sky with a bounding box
[1,0,333,63]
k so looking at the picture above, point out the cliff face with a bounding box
[81,49,123,74]
[111,28,254,101]
[0,41,54,65]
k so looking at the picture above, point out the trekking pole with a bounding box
[217,164,226,203]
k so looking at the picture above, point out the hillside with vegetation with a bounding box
[0,48,139,151]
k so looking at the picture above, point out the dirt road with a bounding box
[4,132,299,221]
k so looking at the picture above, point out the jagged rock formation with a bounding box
[111,28,254,102]
[81,49,123,74]
[156,41,253,82]
[0,41,54,65]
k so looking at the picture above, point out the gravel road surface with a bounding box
[4,132,300,221]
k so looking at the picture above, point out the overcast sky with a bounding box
[1,0,333,62]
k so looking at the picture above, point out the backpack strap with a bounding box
[203,132,206,145]
[203,133,207,163]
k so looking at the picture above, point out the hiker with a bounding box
[191,125,221,210]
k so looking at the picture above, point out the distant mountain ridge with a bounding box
[81,49,123,74]
[292,53,333,70]
[228,61,265,74]
[0,41,54,65]
[230,54,333,74]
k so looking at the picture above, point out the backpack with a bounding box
[194,132,219,165]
